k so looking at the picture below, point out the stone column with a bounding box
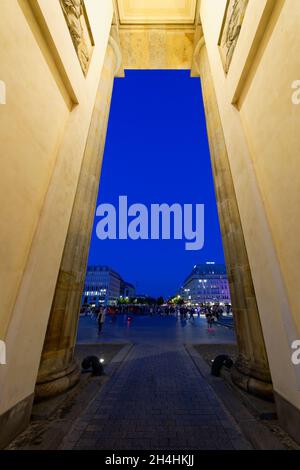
[35,36,121,400]
[196,42,273,399]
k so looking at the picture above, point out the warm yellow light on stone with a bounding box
[117,0,197,24]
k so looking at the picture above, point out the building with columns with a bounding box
[0,0,300,448]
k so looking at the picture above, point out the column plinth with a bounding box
[231,361,273,400]
[35,360,80,402]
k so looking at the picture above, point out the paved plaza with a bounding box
[59,315,251,450]
[77,313,235,345]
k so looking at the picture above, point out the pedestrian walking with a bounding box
[206,312,213,329]
[97,307,106,335]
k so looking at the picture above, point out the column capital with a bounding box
[108,32,124,77]
[191,35,205,77]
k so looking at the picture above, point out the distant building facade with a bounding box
[179,262,231,305]
[82,266,135,306]
[120,280,136,299]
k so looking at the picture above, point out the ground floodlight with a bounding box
[81,355,104,376]
[211,355,233,377]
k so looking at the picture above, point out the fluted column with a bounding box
[196,42,273,399]
[35,36,120,400]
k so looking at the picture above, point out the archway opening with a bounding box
[78,69,234,349]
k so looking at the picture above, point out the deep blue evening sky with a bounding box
[88,70,225,298]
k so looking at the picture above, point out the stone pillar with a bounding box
[35,36,120,400]
[196,42,273,399]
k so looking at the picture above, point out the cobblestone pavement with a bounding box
[60,342,252,450]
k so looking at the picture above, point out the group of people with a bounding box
[81,302,230,334]
[149,304,225,329]
[177,305,220,328]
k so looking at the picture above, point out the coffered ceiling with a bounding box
[116,0,198,25]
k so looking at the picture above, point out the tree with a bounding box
[168,295,184,305]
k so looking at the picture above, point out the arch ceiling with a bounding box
[116,0,198,25]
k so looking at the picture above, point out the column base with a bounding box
[0,393,34,449]
[231,365,274,401]
[274,391,300,445]
[35,360,80,402]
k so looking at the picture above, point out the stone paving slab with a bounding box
[6,343,131,450]
[185,343,287,450]
[60,342,252,450]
